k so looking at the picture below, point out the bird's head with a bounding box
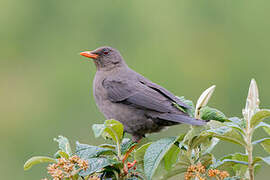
[80,46,126,71]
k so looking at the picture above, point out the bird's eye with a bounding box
[104,51,109,55]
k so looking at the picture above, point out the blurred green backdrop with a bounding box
[1,0,270,179]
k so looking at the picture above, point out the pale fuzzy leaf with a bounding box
[53,135,72,156]
[243,79,260,123]
[92,124,105,138]
[203,125,246,147]
[195,85,216,118]
[24,156,56,170]
[260,156,270,165]
[228,117,246,129]
[224,177,242,180]
[224,122,244,134]
[213,159,248,170]
[75,142,115,159]
[78,157,119,176]
[213,154,248,176]
[144,137,177,180]
[92,119,124,144]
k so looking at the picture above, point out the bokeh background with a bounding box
[1,0,270,179]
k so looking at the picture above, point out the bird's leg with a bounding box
[122,137,141,174]
[122,144,137,163]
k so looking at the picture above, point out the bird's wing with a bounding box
[102,78,178,113]
[103,77,206,126]
[137,76,190,109]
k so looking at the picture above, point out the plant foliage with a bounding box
[24,79,270,180]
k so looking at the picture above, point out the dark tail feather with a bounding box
[151,113,207,126]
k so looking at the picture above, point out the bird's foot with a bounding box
[127,160,137,170]
[123,160,137,175]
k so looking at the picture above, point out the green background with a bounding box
[1,0,270,179]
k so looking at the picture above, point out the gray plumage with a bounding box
[82,46,206,141]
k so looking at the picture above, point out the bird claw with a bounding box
[123,160,137,175]
[127,160,137,169]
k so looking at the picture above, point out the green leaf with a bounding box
[254,163,262,175]
[177,154,191,167]
[189,134,209,150]
[160,165,187,180]
[253,156,270,165]
[134,142,152,164]
[160,153,191,180]
[253,138,270,153]
[24,156,56,170]
[200,153,214,168]
[177,96,195,116]
[255,122,270,136]
[213,159,248,171]
[213,153,248,176]
[179,126,205,149]
[201,137,220,154]
[200,106,227,122]
[104,119,124,141]
[203,125,246,147]
[53,135,72,156]
[120,138,137,155]
[164,145,180,171]
[251,157,266,175]
[250,109,270,129]
[99,144,116,149]
[54,150,69,159]
[78,157,119,176]
[161,154,191,180]
[144,137,177,180]
[92,119,124,143]
[75,142,115,159]
[177,96,195,110]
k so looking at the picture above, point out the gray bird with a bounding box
[80,46,206,142]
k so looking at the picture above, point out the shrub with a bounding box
[24,79,270,180]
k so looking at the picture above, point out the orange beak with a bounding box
[80,51,99,59]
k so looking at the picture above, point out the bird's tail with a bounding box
[150,113,207,126]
